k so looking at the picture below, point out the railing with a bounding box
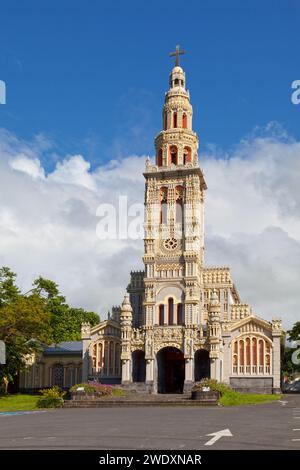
[232,364,271,375]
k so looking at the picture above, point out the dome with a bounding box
[172,65,183,74]
[121,293,132,313]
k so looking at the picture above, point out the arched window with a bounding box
[157,148,163,166]
[104,341,109,375]
[115,343,120,375]
[183,146,191,164]
[246,338,251,365]
[173,112,177,128]
[159,305,164,325]
[175,185,183,229]
[160,187,167,224]
[259,340,264,372]
[176,201,183,224]
[177,303,183,325]
[182,113,187,129]
[92,344,97,369]
[163,112,167,130]
[252,338,257,373]
[239,340,244,372]
[232,336,272,375]
[98,342,103,370]
[169,145,178,165]
[176,203,183,228]
[168,298,174,325]
[52,364,64,387]
[109,341,114,374]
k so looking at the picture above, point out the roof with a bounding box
[43,341,82,356]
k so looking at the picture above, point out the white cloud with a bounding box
[10,154,45,179]
[0,125,299,328]
[49,155,96,190]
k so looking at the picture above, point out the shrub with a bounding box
[38,386,66,399]
[70,382,114,396]
[36,386,66,408]
[192,378,231,396]
[37,396,64,408]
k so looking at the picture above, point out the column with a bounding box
[81,323,91,382]
[210,357,221,381]
[146,359,154,386]
[173,304,178,325]
[222,334,231,384]
[121,359,131,383]
[184,357,194,384]
[164,304,168,325]
[272,336,281,392]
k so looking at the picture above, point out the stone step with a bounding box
[63,399,218,408]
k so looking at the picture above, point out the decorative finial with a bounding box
[210,290,219,306]
[121,292,132,311]
[169,44,186,67]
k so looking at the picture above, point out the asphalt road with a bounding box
[0,394,299,450]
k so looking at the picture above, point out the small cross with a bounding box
[169,44,186,67]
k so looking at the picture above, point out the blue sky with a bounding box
[0,0,300,325]
[1,0,299,169]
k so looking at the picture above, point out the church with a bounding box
[20,47,282,394]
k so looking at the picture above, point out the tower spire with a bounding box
[169,44,186,67]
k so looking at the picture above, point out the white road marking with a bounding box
[293,429,300,431]
[292,439,300,441]
[204,429,233,446]
[279,400,288,406]
[0,410,47,417]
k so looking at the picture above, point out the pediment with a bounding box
[229,315,272,334]
[90,319,120,338]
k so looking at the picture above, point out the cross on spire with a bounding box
[169,44,186,67]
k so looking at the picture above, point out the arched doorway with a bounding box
[132,350,146,382]
[194,349,210,382]
[157,347,185,394]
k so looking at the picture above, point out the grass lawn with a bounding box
[219,390,282,406]
[0,394,40,412]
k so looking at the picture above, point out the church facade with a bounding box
[20,50,282,394]
[82,52,282,394]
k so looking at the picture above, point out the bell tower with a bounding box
[143,45,207,332]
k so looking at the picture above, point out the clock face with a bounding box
[164,237,178,251]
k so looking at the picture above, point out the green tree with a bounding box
[287,322,300,342]
[0,295,52,390]
[0,269,100,390]
[0,267,20,306]
[32,276,99,343]
[32,276,60,298]
[281,322,300,377]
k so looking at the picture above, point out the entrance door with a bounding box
[194,349,210,381]
[157,347,185,393]
[132,350,146,382]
